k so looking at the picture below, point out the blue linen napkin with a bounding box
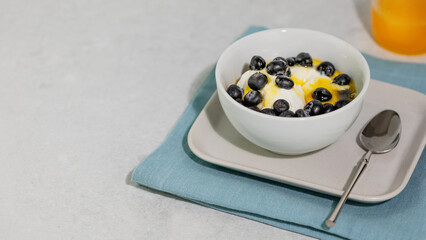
[132,26,426,240]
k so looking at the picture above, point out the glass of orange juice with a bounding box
[371,0,426,55]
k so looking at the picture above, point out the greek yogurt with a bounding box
[226,53,357,117]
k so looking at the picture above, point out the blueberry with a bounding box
[260,108,276,116]
[317,61,335,77]
[284,68,291,77]
[334,99,350,109]
[273,99,290,114]
[275,76,294,89]
[249,55,266,70]
[333,74,351,85]
[273,56,287,64]
[266,60,287,75]
[235,98,243,104]
[295,109,309,117]
[338,89,351,99]
[243,90,262,106]
[247,105,260,112]
[226,84,243,100]
[286,57,296,66]
[323,103,334,113]
[312,87,332,102]
[304,100,323,116]
[295,52,313,67]
[248,72,268,90]
[279,110,295,117]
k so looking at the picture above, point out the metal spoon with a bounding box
[325,110,401,228]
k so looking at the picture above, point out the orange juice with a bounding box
[371,0,426,55]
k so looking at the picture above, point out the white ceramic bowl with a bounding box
[215,28,370,155]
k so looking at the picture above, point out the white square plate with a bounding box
[188,80,426,203]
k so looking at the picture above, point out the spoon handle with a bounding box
[325,150,372,228]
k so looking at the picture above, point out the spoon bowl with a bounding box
[359,110,401,153]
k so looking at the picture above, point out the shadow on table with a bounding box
[353,0,373,38]
[187,63,216,102]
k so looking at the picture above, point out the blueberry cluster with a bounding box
[226,54,354,118]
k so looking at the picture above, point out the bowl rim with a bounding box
[215,28,371,122]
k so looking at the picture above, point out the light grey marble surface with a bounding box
[0,0,424,239]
